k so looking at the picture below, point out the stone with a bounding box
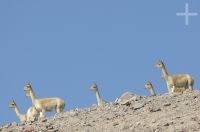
[132,101,145,110]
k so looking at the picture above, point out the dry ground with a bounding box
[1,90,200,132]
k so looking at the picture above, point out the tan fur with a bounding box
[24,83,65,118]
[167,83,187,93]
[27,106,39,121]
[156,60,194,93]
[144,81,156,96]
[173,87,186,93]
[90,83,107,106]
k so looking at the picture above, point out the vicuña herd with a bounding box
[9,60,195,122]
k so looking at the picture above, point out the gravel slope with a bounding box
[1,90,200,132]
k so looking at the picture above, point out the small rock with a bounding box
[148,106,161,112]
[162,122,174,127]
[113,122,119,126]
[121,125,130,130]
[193,95,198,99]
[191,117,199,121]
[136,122,141,126]
[115,92,141,105]
[185,103,189,105]
[151,119,156,123]
[154,128,161,132]
[48,126,54,129]
[86,124,92,127]
[175,116,181,119]
[41,119,47,122]
[132,101,145,110]
[18,122,25,126]
[40,126,48,131]
[163,103,171,106]
[180,121,184,124]
[45,123,52,128]
[47,129,59,132]
[24,126,34,132]
[163,123,170,126]
[4,123,12,128]
[172,105,178,108]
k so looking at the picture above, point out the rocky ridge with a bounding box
[1,90,200,132]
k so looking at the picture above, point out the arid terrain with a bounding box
[1,90,200,132]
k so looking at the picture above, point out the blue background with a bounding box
[0,0,199,125]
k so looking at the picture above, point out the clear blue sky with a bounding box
[0,0,199,125]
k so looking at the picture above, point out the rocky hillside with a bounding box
[1,90,200,132]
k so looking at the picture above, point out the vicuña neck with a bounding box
[29,89,37,104]
[161,64,169,79]
[150,88,156,96]
[95,90,102,105]
[14,105,22,117]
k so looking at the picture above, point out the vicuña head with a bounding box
[155,60,164,69]
[144,81,156,96]
[90,83,107,106]
[9,100,17,108]
[24,83,32,93]
[90,83,98,92]
[24,83,65,118]
[144,81,153,89]
[155,60,167,79]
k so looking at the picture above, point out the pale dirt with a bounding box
[1,90,200,132]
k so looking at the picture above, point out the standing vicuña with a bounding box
[155,60,194,93]
[24,83,65,118]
